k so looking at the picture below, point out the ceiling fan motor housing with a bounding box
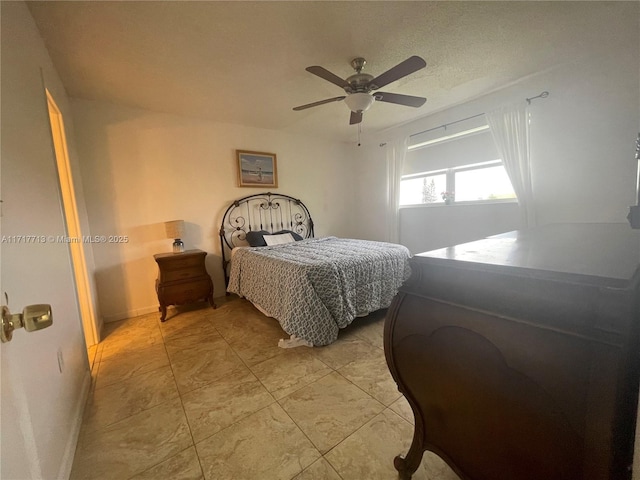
[345,73,374,93]
[346,57,374,93]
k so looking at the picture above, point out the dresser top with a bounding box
[414,223,640,288]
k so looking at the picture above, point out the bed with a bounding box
[219,192,411,346]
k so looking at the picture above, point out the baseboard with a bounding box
[102,305,159,323]
[56,370,91,480]
[102,298,226,323]
[102,298,226,324]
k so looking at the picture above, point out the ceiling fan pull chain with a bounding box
[357,123,362,147]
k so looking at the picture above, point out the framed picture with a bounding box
[236,150,278,188]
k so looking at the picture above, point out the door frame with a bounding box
[46,89,100,347]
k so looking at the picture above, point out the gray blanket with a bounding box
[227,237,411,345]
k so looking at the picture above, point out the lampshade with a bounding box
[344,93,375,113]
[164,220,184,239]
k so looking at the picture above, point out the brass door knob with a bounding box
[1,304,53,343]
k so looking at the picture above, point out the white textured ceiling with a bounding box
[26,1,636,143]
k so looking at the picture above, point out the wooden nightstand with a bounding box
[154,249,215,322]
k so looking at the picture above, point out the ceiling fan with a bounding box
[293,56,427,125]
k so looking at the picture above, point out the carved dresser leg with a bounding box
[394,428,425,480]
[394,455,413,479]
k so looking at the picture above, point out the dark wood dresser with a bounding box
[384,223,640,480]
[154,249,215,321]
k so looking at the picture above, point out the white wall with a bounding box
[354,5,639,254]
[70,99,355,322]
[1,2,91,478]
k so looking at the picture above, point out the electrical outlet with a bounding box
[57,348,64,373]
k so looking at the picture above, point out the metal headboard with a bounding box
[219,192,315,287]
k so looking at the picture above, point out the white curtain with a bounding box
[386,136,408,243]
[485,103,536,228]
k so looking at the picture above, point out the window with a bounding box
[400,161,515,206]
[400,171,447,205]
[453,161,516,202]
[400,119,516,206]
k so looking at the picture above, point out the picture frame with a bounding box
[236,150,278,188]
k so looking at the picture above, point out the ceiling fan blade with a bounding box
[293,96,346,111]
[306,66,351,89]
[349,111,363,125]
[374,92,427,108]
[368,56,427,90]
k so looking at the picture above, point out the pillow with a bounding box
[264,232,295,246]
[246,230,270,247]
[273,229,303,241]
[246,229,303,247]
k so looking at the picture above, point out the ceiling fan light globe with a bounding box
[344,93,375,113]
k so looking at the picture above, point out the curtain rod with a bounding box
[408,91,549,139]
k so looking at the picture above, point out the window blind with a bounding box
[404,129,499,176]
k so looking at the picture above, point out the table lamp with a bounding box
[165,220,185,253]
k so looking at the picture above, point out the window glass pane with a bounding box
[400,174,447,205]
[454,165,516,201]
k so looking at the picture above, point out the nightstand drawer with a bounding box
[161,266,204,283]
[159,254,204,271]
[157,278,211,305]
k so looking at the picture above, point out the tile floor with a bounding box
[72,296,460,480]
